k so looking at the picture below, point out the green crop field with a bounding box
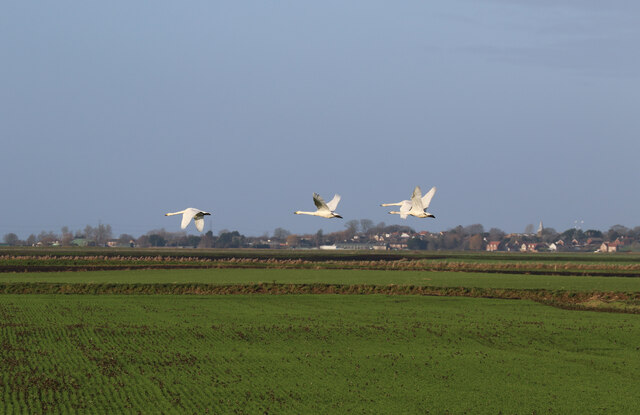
[1,294,639,414]
[4,268,640,292]
[2,250,640,413]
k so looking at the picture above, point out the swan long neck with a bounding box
[165,210,185,216]
[381,202,402,207]
[294,211,318,216]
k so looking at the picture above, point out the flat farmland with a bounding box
[4,267,640,292]
[1,294,639,414]
[2,249,640,413]
[3,249,640,277]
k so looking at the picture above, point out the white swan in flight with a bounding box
[383,186,436,219]
[165,208,211,232]
[294,193,343,219]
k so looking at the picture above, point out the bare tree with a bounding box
[37,231,58,245]
[3,233,19,246]
[136,235,150,248]
[198,231,215,248]
[468,234,484,250]
[344,220,360,239]
[443,232,462,250]
[272,228,290,241]
[463,224,484,236]
[360,219,374,234]
[524,224,534,234]
[608,224,630,241]
[488,227,505,241]
[94,224,113,246]
[84,225,95,241]
[540,227,558,243]
[286,234,300,247]
[118,234,135,246]
[61,226,73,246]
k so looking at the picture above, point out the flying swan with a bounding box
[382,186,436,219]
[294,193,343,219]
[165,208,211,232]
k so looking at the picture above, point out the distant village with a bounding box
[3,220,640,253]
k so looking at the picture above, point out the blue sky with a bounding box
[1,1,639,238]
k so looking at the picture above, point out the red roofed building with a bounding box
[486,241,502,252]
[600,241,622,253]
[520,242,543,252]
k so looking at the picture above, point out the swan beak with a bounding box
[204,212,211,216]
[335,215,343,219]
[427,214,435,218]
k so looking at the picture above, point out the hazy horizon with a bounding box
[3,213,637,241]
[2,1,639,239]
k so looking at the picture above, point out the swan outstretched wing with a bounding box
[421,186,437,209]
[326,194,341,212]
[397,201,411,219]
[194,216,205,232]
[411,186,424,211]
[180,208,199,229]
[313,193,330,212]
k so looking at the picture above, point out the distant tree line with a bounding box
[401,223,640,252]
[4,222,640,251]
[2,224,114,247]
